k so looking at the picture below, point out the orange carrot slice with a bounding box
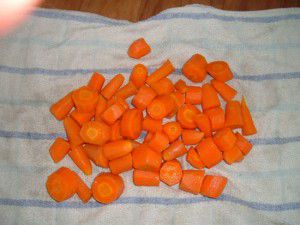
[162,140,187,161]
[201,175,228,198]
[213,128,237,152]
[241,96,257,135]
[179,170,205,195]
[201,83,220,111]
[162,121,182,142]
[128,38,151,59]
[146,60,175,85]
[211,79,237,102]
[80,121,111,145]
[50,92,74,121]
[132,85,157,110]
[133,170,160,186]
[88,72,105,92]
[120,109,143,140]
[182,54,207,82]
[109,153,133,174]
[204,107,225,132]
[69,146,92,175]
[83,144,109,168]
[101,74,124,100]
[130,64,148,88]
[182,129,204,145]
[206,61,233,82]
[49,137,70,163]
[225,101,243,128]
[186,147,205,169]
[160,159,183,186]
[72,86,98,113]
[196,137,222,168]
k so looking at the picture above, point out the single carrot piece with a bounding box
[194,113,212,137]
[179,170,205,195]
[75,174,92,203]
[146,60,175,85]
[147,95,175,120]
[120,108,143,139]
[176,104,199,129]
[162,121,182,142]
[132,85,157,110]
[162,140,187,161]
[109,153,133,174]
[110,121,122,141]
[128,38,151,59]
[235,132,253,155]
[142,116,162,132]
[159,159,183,186]
[223,145,244,164]
[186,147,205,169]
[213,128,237,152]
[130,64,148,88]
[70,109,94,126]
[150,77,174,96]
[211,79,237,102]
[182,54,207,83]
[72,86,99,113]
[88,72,105,92]
[204,107,225,132]
[201,83,220,111]
[201,175,228,198]
[241,96,257,135]
[182,129,204,145]
[225,101,243,128]
[49,137,70,163]
[83,144,109,168]
[103,140,133,160]
[143,132,154,143]
[185,86,202,105]
[50,92,74,121]
[101,74,125,100]
[92,172,124,204]
[132,144,162,172]
[101,102,126,125]
[80,121,111,145]
[147,131,169,152]
[115,81,138,99]
[106,95,129,109]
[69,146,92,175]
[133,170,160,186]
[94,95,107,121]
[46,167,78,202]
[169,91,185,116]
[63,116,84,147]
[196,137,222,168]
[206,61,233,82]
[174,79,189,94]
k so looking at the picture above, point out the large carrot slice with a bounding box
[194,113,212,137]
[182,54,207,83]
[128,38,151,59]
[201,175,228,198]
[160,159,182,186]
[206,61,233,82]
[162,121,182,142]
[72,86,98,113]
[70,109,94,126]
[133,170,160,186]
[146,60,175,85]
[147,95,175,120]
[142,116,162,132]
[80,121,111,145]
[196,138,222,168]
[150,77,174,96]
[115,81,137,99]
[204,107,225,132]
[75,173,92,203]
[176,104,199,129]
[147,131,169,152]
[179,170,205,195]
[185,86,202,105]
[223,145,244,164]
[120,108,143,140]
[101,101,126,125]
[213,128,237,152]
[241,96,257,135]
[50,92,74,121]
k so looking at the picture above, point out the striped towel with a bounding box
[0,4,299,225]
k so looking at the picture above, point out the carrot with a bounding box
[213,128,237,152]
[142,116,162,132]
[182,129,204,145]
[130,64,148,88]
[204,107,225,132]
[225,101,243,128]
[75,174,92,203]
[133,170,160,186]
[162,121,182,142]
[143,132,154,143]
[131,140,141,149]
[101,102,126,125]
[194,113,212,137]
[211,79,237,102]
[201,175,228,198]
[68,146,92,175]
[115,81,138,99]
[128,38,151,59]
[162,140,187,161]
[63,116,84,147]
[196,137,222,168]
[147,95,175,120]
[159,159,182,186]
[146,60,175,85]
[94,95,107,121]
[72,86,99,113]
[50,92,74,120]
[83,144,109,168]
[241,96,257,135]
[170,91,185,111]
[186,147,205,169]
[101,74,125,99]
[147,131,169,152]
[46,167,78,202]
[201,83,220,111]
[223,145,244,164]
[179,170,205,195]
[150,77,174,96]
[132,85,157,110]
[80,121,111,145]
[235,132,253,155]
[107,95,129,109]
[103,140,133,160]
[49,137,70,163]
[110,121,122,141]
[120,109,143,139]
[185,86,202,105]
[182,54,207,83]
[109,153,133,174]
[92,172,124,204]
[132,144,162,171]
[206,61,233,82]
[70,109,94,126]
[176,104,199,129]
[174,79,189,94]
[88,72,105,92]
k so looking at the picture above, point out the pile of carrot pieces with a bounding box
[47,38,257,204]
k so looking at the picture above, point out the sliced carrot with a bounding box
[179,170,205,195]
[196,137,222,168]
[128,38,151,59]
[213,128,237,152]
[201,175,228,198]
[130,64,148,88]
[241,96,257,135]
[101,102,126,125]
[83,144,109,168]
[182,129,204,145]
[142,116,162,132]
[204,107,225,132]
[235,132,253,155]
[80,121,111,145]
[211,79,237,102]
[162,121,182,142]
[143,132,154,143]
[150,77,174,96]
[159,159,182,186]
[162,140,187,161]
[174,79,189,94]
[120,108,143,139]
[110,121,122,141]
[50,92,74,121]
[115,81,138,99]
[72,86,98,113]
[169,91,185,117]
[132,85,157,110]
[133,170,160,186]
[206,61,233,82]
[201,83,220,111]
[75,174,92,203]
[186,147,205,169]
[106,95,129,109]
[225,101,243,128]
[70,109,94,126]
[94,95,107,121]
[103,140,133,160]
[146,60,175,85]
[223,145,244,164]
[194,113,212,137]
[147,131,169,152]
[131,140,141,149]
[63,116,84,147]
[176,104,199,129]
[49,137,70,163]
[101,74,124,100]
[182,54,207,83]
[147,95,175,120]
[185,86,202,105]
[88,72,105,92]
[109,153,133,174]
[92,172,124,204]
[69,146,92,175]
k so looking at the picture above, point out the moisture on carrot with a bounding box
[128,38,151,59]
[146,60,175,85]
[182,54,207,83]
[101,74,124,100]
[206,61,233,82]
[49,137,70,163]
[50,92,74,121]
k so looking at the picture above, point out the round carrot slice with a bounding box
[176,104,200,129]
[80,121,111,145]
[120,109,143,140]
[160,159,183,186]
[72,86,98,113]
